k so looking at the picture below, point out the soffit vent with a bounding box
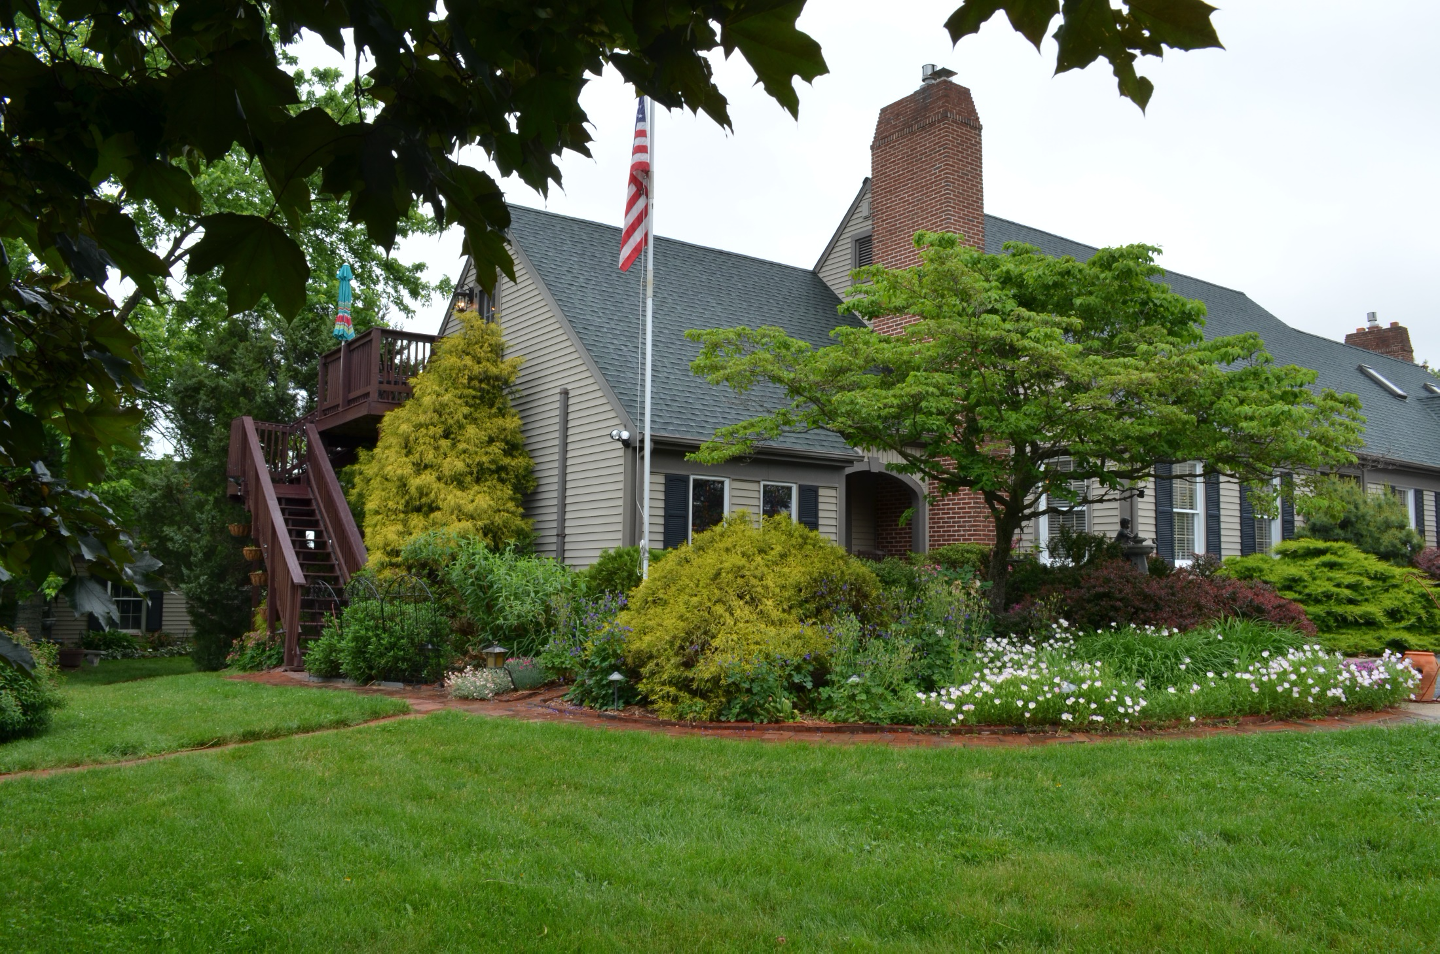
[1358,363,1407,399]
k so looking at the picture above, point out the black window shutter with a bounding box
[1281,474,1296,541]
[88,612,104,632]
[798,485,820,531]
[1205,472,1222,556]
[145,590,165,632]
[663,474,689,549]
[1415,491,1426,542]
[1153,462,1174,564]
[1239,484,1256,556]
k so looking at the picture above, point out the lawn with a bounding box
[3,709,1439,952]
[0,664,409,774]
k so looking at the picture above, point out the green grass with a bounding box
[60,655,196,687]
[0,670,409,774]
[3,711,1439,952]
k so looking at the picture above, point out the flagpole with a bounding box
[640,96,656,579]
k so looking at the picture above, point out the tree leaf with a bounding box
[1127,0,1223,51]
[186,213,310,317]
[126,159,204,220]
[721,0,828,119]
[945,0,1059,50]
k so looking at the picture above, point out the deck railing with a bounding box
[235,416,308,668]
[316,327,435,422]
[305,422,367,581]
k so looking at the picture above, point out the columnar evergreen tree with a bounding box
[352,313,534,565]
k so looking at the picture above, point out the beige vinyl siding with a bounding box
[816,185,872,299]
[648,470,665,548]
[849,492,877,551]
[1088,496,1123,540]
[1218,475,1242,557]
[1426,491,1438,548]
[495,256,625,567]
[730,479,761,522]
[1136,477,1158,543]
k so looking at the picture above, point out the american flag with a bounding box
[619,98,651,272]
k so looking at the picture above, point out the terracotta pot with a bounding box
[58,647,84,669]
[249,570,267,587]
[228,522,252,538]
[1403,651,1438,702]
[242,546,263,562]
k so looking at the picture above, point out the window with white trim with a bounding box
[690,477,728,539]
[760,482,796,521]
[1173,461,1202,564]
[1254,476,1281,552]
[1392,486,1417,528]
[110,582,144,632]
[1042,458,1088,561]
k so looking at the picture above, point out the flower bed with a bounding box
[919,624,1419,728]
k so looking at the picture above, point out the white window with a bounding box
[760,482,796,521]
[110,582,144,632]
[690,477,728,540]
[1041,458,1088,562]
[1392,486,1417,528]
[1254,476,1281,553]
[1173,461,1203,564]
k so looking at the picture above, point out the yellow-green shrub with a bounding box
[617,515,880,719]
[1223,538,1440,654]
[352,313,535,567]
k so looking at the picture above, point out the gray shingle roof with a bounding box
[507,205,863,457]
[987,215,1440,471]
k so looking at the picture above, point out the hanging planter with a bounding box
[229,522,252,538]
[249,570,267,587]
[243,546,263,562]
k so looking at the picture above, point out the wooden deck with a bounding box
[312,327,435,440]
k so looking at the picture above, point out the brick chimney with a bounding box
[870,66,984,294]
[1345,312,1414,363]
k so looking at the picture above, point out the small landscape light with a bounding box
[482,644,509,669]
[607,671,626,710]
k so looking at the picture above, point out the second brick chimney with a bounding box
[1345,312,1415,363]
[870,69,984,270]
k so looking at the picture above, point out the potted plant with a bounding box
[1403,650,1438,702]
[57,644,85,669]
[229,522,252,537]
[250,570,267,587]
[243,546,263,562]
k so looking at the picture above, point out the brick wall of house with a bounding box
[1345,322,1414,363]
[875,478,915,557]
[869,75,995,551]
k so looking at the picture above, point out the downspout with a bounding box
[557,388,569,564]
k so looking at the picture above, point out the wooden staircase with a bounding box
[227,328,435,669]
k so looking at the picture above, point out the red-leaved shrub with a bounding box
[1415,548,1440,582]
[1010,559,1316,637]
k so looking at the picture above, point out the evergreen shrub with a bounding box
[0,629,63,741]
[1223,539,1440,653]
[445,541,578,658]
[617,515,880,720]
[352,313,535,566]
[1296,476,1423,565]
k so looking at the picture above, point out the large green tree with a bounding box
[688,232,1365,612]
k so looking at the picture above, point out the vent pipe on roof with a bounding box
[921,64,956,84]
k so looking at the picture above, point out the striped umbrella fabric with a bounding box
[619,98,651,272]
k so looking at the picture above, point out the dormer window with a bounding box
[1358,364,1407,398]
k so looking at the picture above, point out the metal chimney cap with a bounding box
[1366,311,1379,326]
[922,64,957,84]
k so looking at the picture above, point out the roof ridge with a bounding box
[508,203,829,280]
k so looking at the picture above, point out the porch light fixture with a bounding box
[481,644,509,669]
[609,428,633,448]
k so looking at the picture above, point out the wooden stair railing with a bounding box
[237,416,308,669]
[305,422,367,582]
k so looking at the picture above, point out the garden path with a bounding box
[237,672,1434,747]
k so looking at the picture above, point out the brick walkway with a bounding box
[234,672,1429,749]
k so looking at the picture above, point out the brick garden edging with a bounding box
[233,672,1423,749]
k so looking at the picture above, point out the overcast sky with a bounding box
[297,1,1440,363]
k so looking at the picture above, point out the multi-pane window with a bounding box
[111,583,144,632]
[1392,486,1417,528]
[1173,461,1202,563]
[690,478,727,539]
[761,482,796,520]
[1045,458,1088,560]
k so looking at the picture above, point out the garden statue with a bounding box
[1115,519,1155,572]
